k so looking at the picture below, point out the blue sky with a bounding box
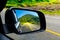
[15,10,39,18]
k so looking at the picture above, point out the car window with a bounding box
[5,0,60,40]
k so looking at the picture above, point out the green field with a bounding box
[40,10,60,16]
[6,0,60,16]
[6,0,60,7]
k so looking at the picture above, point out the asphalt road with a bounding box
[46,15,60,33]
[6,32,60,40]
[0,9,60,40]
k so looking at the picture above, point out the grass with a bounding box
[6,2,60,16]
[40,10,60,16]
[6,2,53,7]
[6,2,60,7]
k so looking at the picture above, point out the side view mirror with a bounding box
[5,8,46,34]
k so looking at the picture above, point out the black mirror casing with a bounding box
[5,8,46,34]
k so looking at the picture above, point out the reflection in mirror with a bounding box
[14,10,40,33]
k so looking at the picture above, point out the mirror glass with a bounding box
[14,10,40,33]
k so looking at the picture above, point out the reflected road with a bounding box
[19,22,40,32]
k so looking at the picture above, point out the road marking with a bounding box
[46,29,60,36]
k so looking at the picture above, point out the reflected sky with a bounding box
[15,10,38,18]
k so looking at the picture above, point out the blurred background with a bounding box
[6,0,60,16]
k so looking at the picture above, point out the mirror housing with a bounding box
[5,8,46,34]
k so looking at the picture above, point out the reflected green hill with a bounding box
[18,14,40,25]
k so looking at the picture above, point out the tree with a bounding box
[19,14,40,25]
